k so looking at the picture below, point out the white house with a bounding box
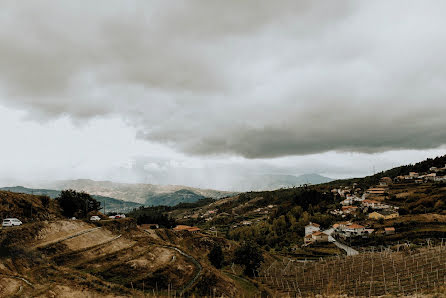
[341,197,353,206]
[344,223,365,235]
[362,199,380,209]
[305,222,320,236]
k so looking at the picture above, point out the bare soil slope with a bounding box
[0,219,242,297]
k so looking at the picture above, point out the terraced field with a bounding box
[0,220,205,297]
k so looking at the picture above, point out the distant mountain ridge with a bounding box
[230,173,333,191]
[145,189,206,206]
[33,179,237,206]
[0,186,142,213]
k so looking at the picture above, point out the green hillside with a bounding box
[146,189,206,206]
[325,154,446,189]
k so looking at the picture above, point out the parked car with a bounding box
[2,218,23,227]
[90,216,101,221]
[114,215,121,219]
[108,215,116,219]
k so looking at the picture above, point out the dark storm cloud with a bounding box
[1,1,446,158]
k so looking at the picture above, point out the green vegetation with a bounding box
[226,187,337,249]
[208,245,224,269]
[0,186,142,213]
[127,206,176,228]
[326,155,446,189]
[234,241,264,277]
[145,189,207,206]
[56,189,101,218]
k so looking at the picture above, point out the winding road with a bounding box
[323,228,359,256]
[143,230,202,294]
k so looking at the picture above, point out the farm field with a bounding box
[257,245,446,297]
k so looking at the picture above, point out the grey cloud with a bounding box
[1,1,446,158]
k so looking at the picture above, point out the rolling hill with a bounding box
[33,179,237,206]
[145,189,207,206]
[0,186,142,213]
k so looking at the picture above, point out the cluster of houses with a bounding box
[330,177,400,220]
[304,220,397,245]
[395,165,446,183]
[253,204,275,215]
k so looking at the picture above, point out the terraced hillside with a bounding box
[0,219,242,297]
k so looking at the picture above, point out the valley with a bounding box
[1,155,446,297]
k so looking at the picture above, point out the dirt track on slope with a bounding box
[33,220,96,248]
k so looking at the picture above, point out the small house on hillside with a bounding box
[362,199,380,209]
[304,231,329,245]
[379,177,393,186]
[312,231,329,242]
[344,223,365,235]
[341,197,353,206]
[333,221,351,230]
[365,187,388,198]
[173,225,201,233]
[305,222,320,236]
[385,227,395,235]
[341,206,357,214]
[368,210,399,220]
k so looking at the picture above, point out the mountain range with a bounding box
[0,186,142,213]
[32,179,237,206]
[4,173,332,207]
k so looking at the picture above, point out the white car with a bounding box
[2,218,23,227]
[90,216,101,221]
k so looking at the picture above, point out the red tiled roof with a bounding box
[173,225,201,232]
[363,199,379,204]
[347,224,365,229]
[312,231,328,236]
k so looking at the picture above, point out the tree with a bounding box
[56,189,100,218]
[234,241,264,277]
[208,245,224,269]
[39,195,50,208]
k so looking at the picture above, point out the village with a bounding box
[303,164,446,248]
[161,163,446,256]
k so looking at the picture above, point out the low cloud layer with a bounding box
[1,1,446,158]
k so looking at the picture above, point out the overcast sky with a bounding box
[1,1,446,190]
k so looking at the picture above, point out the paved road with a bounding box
[323,228,359,256]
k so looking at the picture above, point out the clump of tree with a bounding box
[227,187,336,249]
[56,189,100,218]
[208,245,224,269]
[234,241,264,277]
[127,206,176,228]
[135,213,176,228]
